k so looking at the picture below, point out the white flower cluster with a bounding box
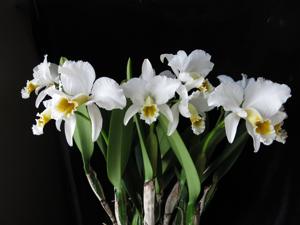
[22,55,126,146]
[208,74,291,152]
[22,50,291,152]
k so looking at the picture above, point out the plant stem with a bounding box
[86,168,117,225]
[193,186,211,225]
[163,181,180,225]
[143,179,155,225]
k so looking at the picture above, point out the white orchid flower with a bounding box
[168,85,214,135]
[208,75,291,152]
[21,55,59,107]
[32,100,52,135]
[47,60,126,146]
[160,50,214,91]
[122,59,180,126]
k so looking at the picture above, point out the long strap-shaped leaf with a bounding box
[159,116,201,224]
[74,106,117,224]
[134,116,153,181]
[74,106,94,173]
[202,131,248,183]
[196,120,225,174]
[203,132,248,210]
[107,109,134,190]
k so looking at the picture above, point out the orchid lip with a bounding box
[140,96,159,124]
[55,97,79,117]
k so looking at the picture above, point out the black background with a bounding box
[0,0,299,224]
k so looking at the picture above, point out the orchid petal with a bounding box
[32,55,59,86]
[270,111,287,125]
[158,104,173,123]
[246,121,261,152]
[189,91,214,113]
[243,77,291,118]
[165,50,188,75]
[208,76,244,112]
[35,87,50,108]
[237,74,248,89]
[185,77,205,91]
[217,75,234,84]
[55,119,62,132]
[92,77,126,110]
[48,63,59,83]
[177,85,191,118]
[64,115,76,146]
[218,74,248,88]
[121,78,147,105]
[182,49,214,77]
[224,113,240,143]
[59,60,96,96]
[87,104,103,142]
[149,76,180,105]
[124,104,140,125]
[168,103,180,136]
[141,59,155,81]
[158,70,176,79]
[35,91,46,108]
[178,72,194,83]
[160,54,174,63]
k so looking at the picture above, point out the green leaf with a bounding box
[134,116,153,181]
[146,124,158,177]
[134,145,144,179]
[161,151,176,174]
[59,56,68,66]
[122,163,143,214]
[107,109,134,190]
[174,185,187,225]
[74,106,94,173]
[126,57,132,80]
[214,132,248,181]
[202,131,248,183]
[156,125,171,157]
[115,186,128,225]
[203,131,248,210]
[96,132,107,160]
[158,116,201,205]
[203,182,217,210]
[196,120,225,174]
[131,210,142,225]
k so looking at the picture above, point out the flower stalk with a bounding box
[86,168,117,225]
[163,181,180,225]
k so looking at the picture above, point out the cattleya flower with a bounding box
[168,86,214,135]
[32,100,52,135]
[160,50,214,91]
[21,55,59,107]
[208,75,291,152]
[122,59,180,125]
[33,60,126,146]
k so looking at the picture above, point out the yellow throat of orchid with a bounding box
[27,82,38,93]
[56,97,78,117]
[274,123,283,135]
[188,104,205,135]
[55,95,90,117]
[190,114,203,128]
[198,79,213,93]
[141,96,159,124]
[246,109,273,136]
[37,110,51,127]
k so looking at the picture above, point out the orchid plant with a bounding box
[21,50,291,225]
